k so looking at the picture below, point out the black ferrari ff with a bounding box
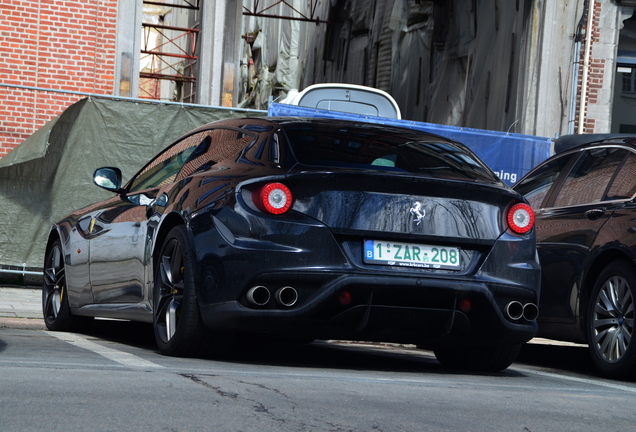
[43,117,539,371]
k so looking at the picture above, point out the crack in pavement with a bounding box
[239,380,292,399]
[179,373,293,425]
[179,373,238,399]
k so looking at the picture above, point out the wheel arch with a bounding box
[579,248,636,335]
[45,226,63,259]
[151,212,188,272]
[45,218,77,256]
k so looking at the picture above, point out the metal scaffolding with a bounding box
[138,0,327,102]
[243,0,328,24]
[144,0,200,9]
[140,0,201,101]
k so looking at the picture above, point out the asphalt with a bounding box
[0,287,46,329]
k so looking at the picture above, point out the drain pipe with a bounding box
[578,0,595,134]
[568,40,582,134]
[569,0,589,134]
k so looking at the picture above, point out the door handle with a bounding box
[584,208,605,220]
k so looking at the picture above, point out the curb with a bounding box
[0,317,46,330]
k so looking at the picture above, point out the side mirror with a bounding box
[93,167,123,193]
[154,193,168,207]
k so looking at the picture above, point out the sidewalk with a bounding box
[0,287,43,319]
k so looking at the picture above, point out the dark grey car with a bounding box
[514,134,636,379]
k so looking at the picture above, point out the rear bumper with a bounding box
[199,273,538,346]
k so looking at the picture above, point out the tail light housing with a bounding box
[507,203,534,234]
[253,182,293,214]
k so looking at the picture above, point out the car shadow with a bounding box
[83,318,157,350]
[76,320,636,381]
[81,319,529,378]
[226,338,448,374]
[515,341,597,376]
[82,319,616,377]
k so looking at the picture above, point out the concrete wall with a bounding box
[610,6,636,133]
[237,0,634,138]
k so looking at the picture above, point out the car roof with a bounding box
[554,134,636,153]
[187,117,459,144]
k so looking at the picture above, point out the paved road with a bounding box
[2,287,635,431]
[1,317,635,430]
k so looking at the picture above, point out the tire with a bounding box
[433,344,521,372]
[42,239,90,331]
[586,260,636,380]
[153,225,229,357]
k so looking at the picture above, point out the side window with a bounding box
[129,131,212,192]
[176,128,257,180]
[514,155,574,210]
[129,128,258,192]
[553,148,628,207]
[606,152,636,200]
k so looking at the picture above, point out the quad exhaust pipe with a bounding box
[246,285,299,307]
[522,302,539,321]
[246,285,270,306]
[275,286,298,307]
[504,301,539,321]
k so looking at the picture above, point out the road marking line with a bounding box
[45,331,164,369]
[514,367,636,393]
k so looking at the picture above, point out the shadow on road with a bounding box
[78,319,617,380]
[80,318,540,378]
[3,315,626,380]
[515,342,597,376]
[84,318,156,349]
[83,318,447,373]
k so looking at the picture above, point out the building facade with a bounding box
[0,0,239,157]
[2,0,636,158]
[238,0,636,139]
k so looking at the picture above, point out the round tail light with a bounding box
[339,291,353,305]
[253,182,293,214]
[458,298,472,313]
[507,203,535,234]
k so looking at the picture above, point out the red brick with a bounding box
[0,1,117,155]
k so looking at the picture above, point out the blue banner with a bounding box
[268,103,553,186]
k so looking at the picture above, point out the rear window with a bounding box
[607,152,636,200]
[552,147,628,207]
[281,122,497,182]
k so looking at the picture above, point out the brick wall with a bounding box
[573,0,612,134]
[0,0,118,158]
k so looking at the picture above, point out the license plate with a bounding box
[364,239,461,269]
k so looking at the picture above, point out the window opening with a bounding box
[140,1,201,102]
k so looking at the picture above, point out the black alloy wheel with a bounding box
[154,235,184,346]
[42,239,83,331]
[587,260,636,379]
[153,225,225,357]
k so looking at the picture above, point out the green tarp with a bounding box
[0,97,266,276]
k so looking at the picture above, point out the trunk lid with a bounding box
[288,171,517,243]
